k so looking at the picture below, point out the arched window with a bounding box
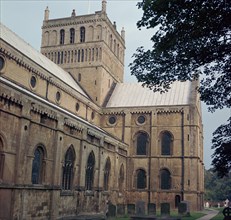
[80,27,85,43]
[175,195,181,208]
[81,49,84,62]
[104,157,111,191]
[70,28,75,44]
[85,151,95,190]
[62,146,75,190]
[61,51,64,64]
[110,35,113,49]
[161,131,173,155]
[114,39,116,53]
[78,50,81,62]
[44,31,49,46]
[136,169,146,189]
[31,147,45,184]
[57,52,60,64]
[118,164,125,192]
[160,169,171,190]
[0,137,5,179]
[60,29,65,45]
[136,132,148,155]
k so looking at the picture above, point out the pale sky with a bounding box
[1,0,230,169]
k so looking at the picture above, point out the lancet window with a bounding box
[85,151,95,190]
[32,146,45,184]
[62,146,75,190]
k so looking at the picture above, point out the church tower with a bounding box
[40,1,125,106]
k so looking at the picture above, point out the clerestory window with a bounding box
[160,169,171,189]
[161,131,173,155]
[136,169,146,189]
[136,132,148,155]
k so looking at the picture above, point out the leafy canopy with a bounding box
[130,0,231,112]
[204,168,231,201]
[211,118,231,178]
[130,0,231,176]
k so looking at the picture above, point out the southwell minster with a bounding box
[0,1,204,219]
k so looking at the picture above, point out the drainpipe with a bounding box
[181,109,185,201]
[45,77,51,100]
[122,111,125,142]
[148,113,152,208]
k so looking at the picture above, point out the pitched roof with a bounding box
[0,22,88,98]
[106,81,192,108]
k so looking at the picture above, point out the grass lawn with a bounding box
[110,211,206,220]
[109,208,226,220]
[211,208,224,220]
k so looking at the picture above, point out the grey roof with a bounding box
[106,81,192,108]
[0,23,88,98]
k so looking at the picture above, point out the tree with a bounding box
[204,168,231,202]
[211,118,231,178]
[130,0,231,176]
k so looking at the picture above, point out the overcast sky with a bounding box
[1,0,230,169]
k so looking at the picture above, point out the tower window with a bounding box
[80,27,85,43]
[62,146,75,190]
[81,49,84,62]
[110,35,113,49]
[78,73,81,82]
[60,29,65,45]
[32,147,45,184]
[91,111,95,120]
[85,151,95,190]
[70,28,75,44]
[78,50,81,62]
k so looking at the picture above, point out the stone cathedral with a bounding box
[0,1,204,219]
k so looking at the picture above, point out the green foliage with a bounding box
[130,0,231,112]
[130,0,231,176]
[211,118,231,177]
[204,169,231,201]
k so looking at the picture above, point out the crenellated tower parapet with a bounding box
[41,1,125,106]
